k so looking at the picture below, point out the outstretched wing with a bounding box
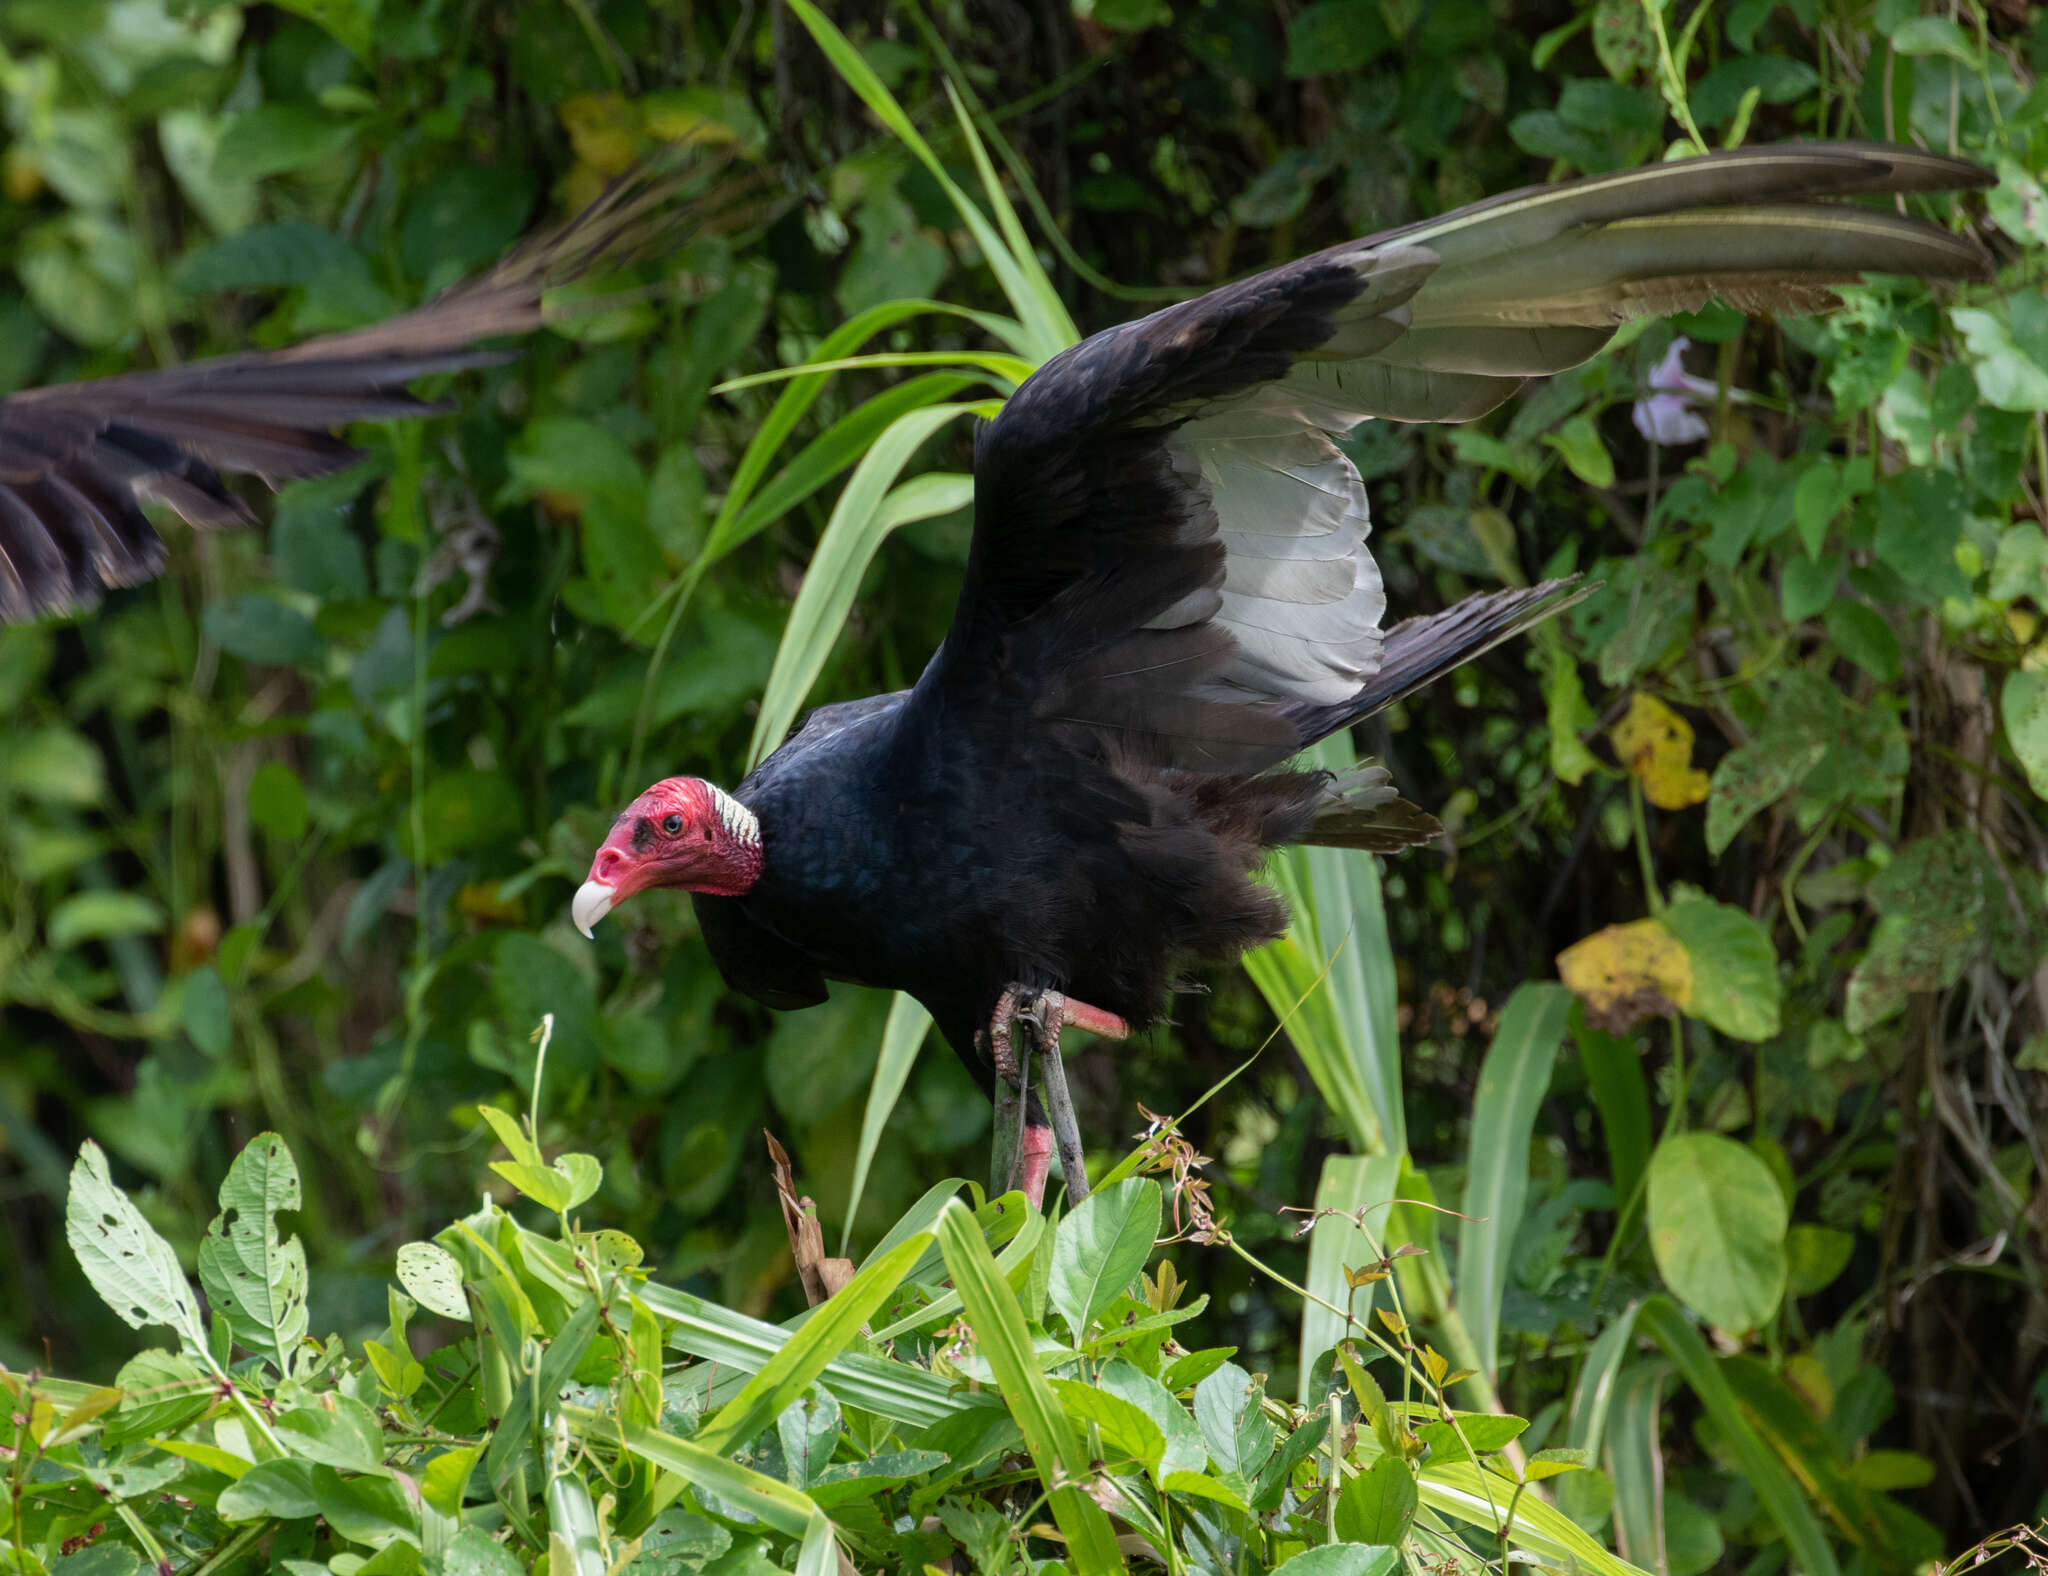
[0,160,750,623]
[926,142,1991,775]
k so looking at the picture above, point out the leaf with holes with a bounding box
[198,1133,309,1374]
[65,1141,206,1350]
[396,1241,470,1321]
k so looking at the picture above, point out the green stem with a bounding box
[1631,780,1664,914]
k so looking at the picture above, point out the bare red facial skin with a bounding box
[573,777,763,937]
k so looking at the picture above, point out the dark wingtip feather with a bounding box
[1283,577,1590,744]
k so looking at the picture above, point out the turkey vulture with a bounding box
[575,143,1992,1204]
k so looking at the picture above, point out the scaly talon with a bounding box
[985,985,1133,1208]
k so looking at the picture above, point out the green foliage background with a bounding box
[2,0,2046,1567]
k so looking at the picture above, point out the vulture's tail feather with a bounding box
[1300,764,1444,852]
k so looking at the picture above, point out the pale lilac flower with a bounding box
[1631,335,1732,447]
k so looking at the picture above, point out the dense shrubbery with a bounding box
[2,0,2046,1571]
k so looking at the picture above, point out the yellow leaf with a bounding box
[1611,693,1710,809]
[1557,917,1694,1032]
[558,92,645,178]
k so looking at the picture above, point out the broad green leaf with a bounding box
[1822,600,1901,682]
[247,760,309,841]
[1336,1455,1418,1545]
[179,966,233,1060]
[1646,1133,1786,1331]
[310,1466,418,1546]
[1416,1412,1528,1461]
[203,593,325,667]
[1888,15,1984,68]
[443,1527,532,1576]
[104,1348,210,1445]
[65,1142,205,1349]
[1458,983,1572,1377]
[49,891,166,950]
[1284,1,1394,76]
[1050,1177,1163,1338]
[214,104,356,183]
[1270,1547,1398,1576]
[2,727,104,804]
[1660,898,1779,1041]
[1784,1225,1854,1296]
[1706,733,1826,855]
[2003,670,2048,799]
[1545,414,1616,488]
[197,1133,308,1373]
[217,1457,322,1521]
[1097,1358,1207,1484]
[1194,1361,1277,1479]
[276,1395,384,1473]
[1049,1379,1166,1470]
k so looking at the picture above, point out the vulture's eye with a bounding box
[662,814,684,835]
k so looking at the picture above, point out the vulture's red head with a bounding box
[573,777,764,937]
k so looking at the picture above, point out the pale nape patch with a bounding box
[708,782,761,847]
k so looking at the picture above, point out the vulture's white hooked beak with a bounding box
[572,880,616,939]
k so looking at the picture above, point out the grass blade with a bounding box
[1636,1295,1843,1576]
[1577,1018,1652,1242]
[747,426,979,766]
[794,1511,839,1576]
[714,350,1036,393]
[943,79,1077,349]
[712,298,1018,544]
[1456,982,1573,1378]
[1245,738,1405,1155]
[935,1199,1126,1574]
[694,1232,933,1453]
[840,994,936,1255]
[1604,1362,1668,1574]
[713,374,984,568]
[869,1208,1044,1342]
[613,1417,821,1537]
[1566,1298,1645,1461]
[1420,1461,1651,1576]
[634,1280,963,1427]
[783,0,1076,361]
[1297,1152,1403,1402]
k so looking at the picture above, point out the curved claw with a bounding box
[985,986,1131,1208]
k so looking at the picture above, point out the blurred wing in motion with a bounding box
[0,154,782,622]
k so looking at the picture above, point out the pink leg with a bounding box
[1018,1123,1054,1209]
